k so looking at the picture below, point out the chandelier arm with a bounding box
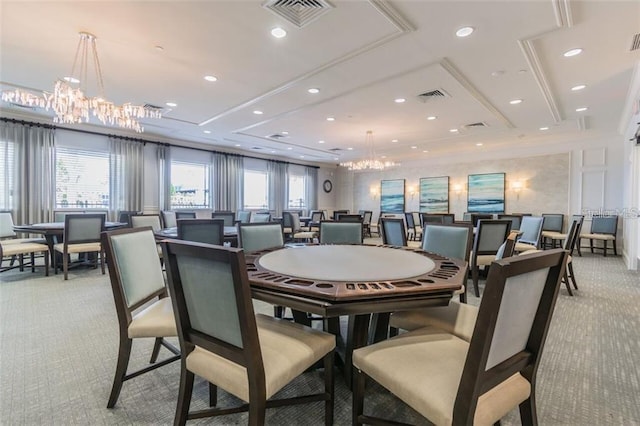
[90,36,106,98]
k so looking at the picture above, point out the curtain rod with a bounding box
[0,117,320,169]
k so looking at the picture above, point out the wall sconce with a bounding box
[453,183,463,199]
[370,187,379,199]
[512,180,523,199]
[408,186,418,200]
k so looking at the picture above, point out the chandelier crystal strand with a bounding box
[340,130,398,171]
[1,31,161,133]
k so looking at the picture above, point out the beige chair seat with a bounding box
[471,253,495,267]
[542,230,566,240]
[54,242,101,254]
[128,297,177,338]
[293,230,317,240]
[353,326,531,425]
[186,314,335,402]
[1,241,49,256]
[514,242,537,252]
[390,301,478,342]
[580,232,615,241]
[1,237,46,245]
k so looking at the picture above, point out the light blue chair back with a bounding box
[380,218,406,246]
[591,216,617,235]
[542,214,564,232]
[177,219,224,246]
[319,221,363,244]
[132,214,162,232]
[250,212,271,223]
[161,211,177,228]
[65,214,104,243]
[239,223,284,252]
[518,216,544,246]
[237,211,252,224]
[212,212,235,226]
[422,224,472,261]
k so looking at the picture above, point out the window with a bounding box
[288,174,306,209]
[0,140,14,210]
[55,148,109,209]
[244,170,268,209]
[170,161,210,208]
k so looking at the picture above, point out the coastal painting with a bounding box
[380,179,405,213]
[419,176,449,213]
[467,173,505,213]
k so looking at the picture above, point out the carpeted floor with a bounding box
[1,247,639,425]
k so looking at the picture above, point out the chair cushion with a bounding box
[293,231,317,239]
[390,301,478,342]
[580,233,615,241]
[542,231,566,240]
[186,314,335,402]
[128,297,177,338]
[54,242,101,254]
[472,254,496,267]
[1,238,46,245]
[1,242,49,256]
[353,327,531,425]
[515,242,537,252]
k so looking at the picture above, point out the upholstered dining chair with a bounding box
[160,210,177,228]
[53,213,105,280]
[514,215,544,252]
[470,219,512,297]
[420,213,445,227]
[249,212,272,223]
[353,249,568,426]
[497,214,524,231]
[282,211,317,242]
[380,218,407,247]
[175,211,196,220]
[1,210,49,275]
[319,221,363,244]
[117,210,141,227]
[404,212,422,241]
[161,239,335,425]
[211,211,235,226]
[236,210,252,224]
[541,213,564,248]
[177,218,224,246]
[361,210,373,237]
[561,219,582,296]
[132,214,163,232]
[238,222,284,253]
[579,215,618,256]
[102,227,180,408]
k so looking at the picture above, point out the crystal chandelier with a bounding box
[340,130,398,171]
[1,32,160,133]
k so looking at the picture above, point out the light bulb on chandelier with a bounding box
[1,32,161,133]
[339,130,398,171]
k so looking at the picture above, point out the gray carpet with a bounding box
[1,249,639,425]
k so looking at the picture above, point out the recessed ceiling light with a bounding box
[204,75,218,82]
[381,155,387,159]
[308,88,320,94]
[287,147,293,150]
[166,102,177,107]
[456,26,474,37]
[347,147,353,151]
[271,27,287,38]
[450,128,459,133]
[318,140,325,144]
[422,150,429,153]
[203,130,211,134]
[394,98,406,103]
[63,76,80,83]
[300,155,305,158]
[334,157,339,160]
[271,150,276,153]
[539,127,549,131]
[427,116,437,120]
[509,99,523,105]
[491,70,504,77]
[563,48,583,57]
[253,110,263,115]
[281,131,289,135]
[234,144,241,147]
[391,139,399,143]
[410,146,417,149]
[476,143,483,146]
[326,117,335,121]
[154,45,164,52]
[576,107,588,112]
[571,84,586,91]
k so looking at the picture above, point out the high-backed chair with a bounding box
[117,210,141,227]
[541,213,564,248]
[161,210,177,228]
[497,214,523,231]
[162,240,335,425]
[175,211,196,220]
[1,210,49,274]
[514,215,544,252]
[238,222,284,253]
[53,214,105,280]
[353,249,568,426]
[470,219,512,297]
[336,213,363,222]
[332,209,349,220]
[53,209,84,222]
[304,210,324,232]
[211,211,235,226]
[132,214,163,232]
[236,210,252,224]
[319,221,363,244]
[282,211,316,242]
[101,227,180,408]
[561,219,582,296]
[250,212,271,223]
[361,210,373,237]
[380,218,407,247]
[544,214,583,252]
[177,218,224,246]
[404,212,422,241]
[421,213,445,227]
[579,215,618,256]
[470,213,493,227]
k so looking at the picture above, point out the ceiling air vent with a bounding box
[464,122,488,129]
[631,33,640,51]
[267,133,288,139]
[251,146,263,150]
[416,89,450,103]
[263,0,334,28]
[328,148,343,152]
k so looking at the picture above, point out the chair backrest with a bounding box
[282,211,302,232]
[54,210,84,222]
[131,214,162,232]
[309,210,324,223]
[332,210,349,220]
[590,215,618,235]
[238,223,284,252]
[497,214,523,231]
[404,212,416,229]
[177,218,224,246]
[518,216,544,247]
[563,219,581,254]
[0,211,16,239]
[212,211,235,226]
[470,213,493,227]
[337,214,363,223]
[362,211,372,225]
[421,223,473,261]
[117,210,140,227]
[542,213,564,232]
[453,249,567,424]
[236,210,252,224]
[102,227,167,320]
[496,230,520,260]
[441,214,455,225]
[64,214,105,245]
[319,221,363,244]
[380,218,407,247]
[462,212,472,222]
[175,211,197,220]
[421,213,445,226]
[161,210,177,228]
[250,212,271,223]
[473,219,512,256]
[162,240,261,375]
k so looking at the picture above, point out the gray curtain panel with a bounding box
[0,121,56,225]
[268,160,288,218]
[109,137,144,219]
[305,166,318,212]
[157,144,171,211]
[214,154,244,211]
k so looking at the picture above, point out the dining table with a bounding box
[245,243,467,388]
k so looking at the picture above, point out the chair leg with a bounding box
[589,238,594,254]
[577,238,582,257]
[174,366,195,426]
[472,266,480,297]
[18,253,24,272]
[63,251,69,280]
[603,240,608,257]
[352,367,366,426]
[518,394,538,426]
[568,262,578,290]
[324,351,334,426]
[563,270,573,296]
[44,250,49,277]
[100,249,106,274]
[150,337,162,363]
[613,240,618,256]
[30,252,35,273]
[248,395,266,426]
[107,337,132,408]
[208,382,217,407]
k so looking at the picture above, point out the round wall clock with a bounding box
[323,179,333,193]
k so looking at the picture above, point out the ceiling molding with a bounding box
[552,0,573,28]
[235,131,339,158]
[518,39,562,124]
[198,0,413,127]
[439,58,515,129]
